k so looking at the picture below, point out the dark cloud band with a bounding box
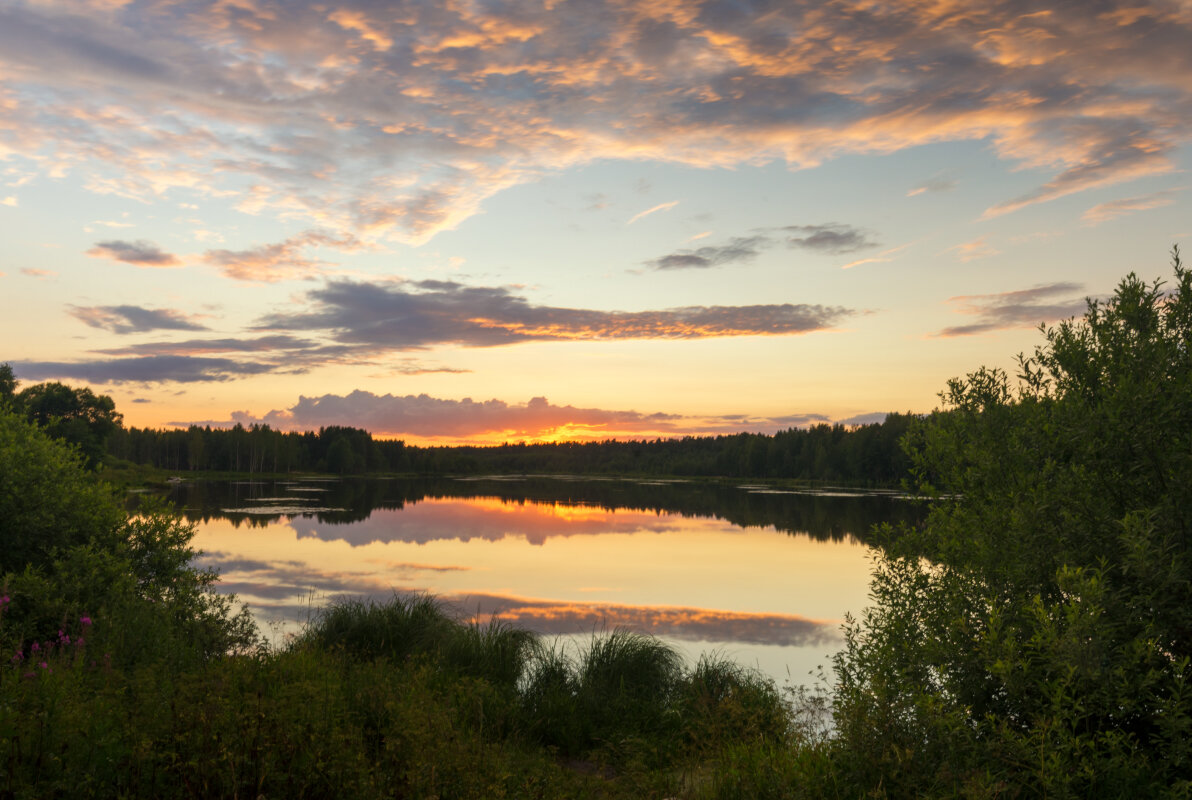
[256,279,853,347]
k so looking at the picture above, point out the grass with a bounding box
[0,591,821,799]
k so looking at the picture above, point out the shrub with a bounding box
[826,249,1192,796]
[0,408,124,575]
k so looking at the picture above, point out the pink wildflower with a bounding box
[31,642,39,652]
[80,616,92,627]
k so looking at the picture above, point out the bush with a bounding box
[826,249,1192,796]
[0,408,125,575]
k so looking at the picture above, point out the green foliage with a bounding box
[0,362,15,405]
[574,629,685,759]
[17,380,122,468]
[679,655,790,757]
[0,407,125,575]
[826,249,1192,796]
[1,404,258,664]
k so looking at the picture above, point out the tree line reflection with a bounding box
[158,476,925,544]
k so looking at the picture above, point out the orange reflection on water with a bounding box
[193,492,875,679]
[453,495,614,523]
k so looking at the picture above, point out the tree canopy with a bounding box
[0,366,123,469]
[828,248,1192,796]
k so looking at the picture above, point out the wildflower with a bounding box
[31,642,40,652]
[39,661,48,669]
[11,651,22,663]
[0,595,9,605]
[80,615,92,627]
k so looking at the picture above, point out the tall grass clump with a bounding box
[444,616,534,689]
[575,629,685,757]
[293,593,455,662]
[679,654,790,755]
[520,639,582,750]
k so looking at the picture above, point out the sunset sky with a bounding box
[3,0,1190,444]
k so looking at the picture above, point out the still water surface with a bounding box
[168,476,922,684]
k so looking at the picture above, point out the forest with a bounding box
[103,414,916,484]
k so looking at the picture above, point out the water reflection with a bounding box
[165,476,923,682]
[166,475,922,543]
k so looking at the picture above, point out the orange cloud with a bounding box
[1,0,1186,242]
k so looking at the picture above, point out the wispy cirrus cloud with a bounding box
[907,176,957,197]
[931,282,1089,338]
[627,200,679,225]
[68,304,209,334]
[947,237,1000,263]
[255,278,854,347]
[1082,188,1183,224]
[2,1,1188,243]
[86,240,181,267]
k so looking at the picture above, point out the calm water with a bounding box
[164,476,923,684]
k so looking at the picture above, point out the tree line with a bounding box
[2,362,917,484]
[103,413,917,484]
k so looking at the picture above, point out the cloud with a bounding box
[86,240,181,267]
[982,124,1173,219]
[256,278,854,348]
[782,224,878,254]
[12,356,278,384]
[907,177,957,197]
[68,304,209,334]
[645,224,877,270]
[1,196,16,207]
[184,389,864,442]
[1,1,1189,241]
[233,391,683,439]
[931,282,1088,338]
[92,335,319,357]
[627,200,679,224]
[645,235,769,270]
[1082,188,1183,224]
[840,242,911,270]
[947,237,1000,262]
[203,230,359,282]
[374,359,472,376]
[20,268,55,278]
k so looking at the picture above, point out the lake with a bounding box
[165,475,923,685]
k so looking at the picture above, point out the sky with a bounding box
[2,0,1190,445]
